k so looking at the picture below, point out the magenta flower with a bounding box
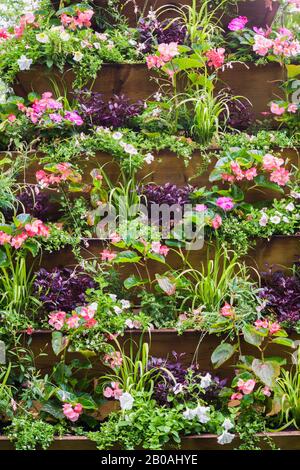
[64,111,83,126]
[216,197,234,211]
[228,16,248,31]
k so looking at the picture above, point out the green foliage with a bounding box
[5,416,55,450]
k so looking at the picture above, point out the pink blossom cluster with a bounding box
[103,382,123,399]
[146,42,179,69]
[36,163,80,188]
[16,92,83,126]
[216,197,234,211]
[151,241,169,256]
[220,302,235,318]
[48,304,98,331]
[62,403,83,422]
[287,0,300,11]
[253,29,300,58]
[103,351,123,369]
[254,319,281,335]
[0,13,36,42]
[270,101,298,116]
[228,16,248,31]
[60,9,94,30]
[0,219,49,249]
[206,48,225,69]
[221,154,290,187]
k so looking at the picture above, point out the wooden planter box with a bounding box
[20,329,300,379]
[13,63,285,119]
[1,431,299,450]
[50,1,280,29]
[36,236,300,275]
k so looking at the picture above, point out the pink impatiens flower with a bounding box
[62,403,83,422]
[10,232,28,249]
[228,16,248,31]
[48,311,66,330]
[220,302,235,318]
[288,103,298,113]
[65,314,81,329]
[270,167,290,186]
[237,379,256,395]
[211,214,222,229]
[263,386,271,397]
[0,231,11,245]
[157,42,179,61]
[195,204,208,212]
[101,249,117,262]
[262,153,284,171]
[270,102,285,115]
[253,34,273,56]
[216,197,234,211]
[206,48,225,69]
[103,382,123,399]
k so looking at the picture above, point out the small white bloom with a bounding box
[109,294,117,301]
[119,392,134,410]
[96,33,108,41]
[17,55,32,71]
[144,153,154,164]
[283,216,289,223]
[200,373,212,389]
[286,202,295,211]
[36,32,50,43]
[217,430,235,445]
[123,143,138,155]
[125,319,134,329]
[259,212,269,227]
[120,299,130,309]
[195,405,210,424]
[113,306,123,315]
[60,31,70,42]
[222,418,234,431]
[112,131,123,140]
[73,51,84,62]
[173,383,183,395]
[183,408,197,420]
[290,191,300,199]
[93,42,100,50]
[270,215,281,224]
[153,92,162,101]
[128,39,137,46]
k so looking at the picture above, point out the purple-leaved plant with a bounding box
[34,267,96,313]
[138,18,187,53]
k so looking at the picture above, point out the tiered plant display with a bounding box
[0,0,299,451]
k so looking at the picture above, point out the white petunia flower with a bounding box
[270,215,281,224]
[60,31,70,42]
[183,408,197,420]
[119,392,134,411]
[73,51,83,62]
[200,373,212,389]
[109,294,117,301]
[112,131,123,140]
[113,306,123,315]
[17,55,32,71]
[120,299,130,309]
[36,32,49,43]
[194,405,210,424]
[286,202,295,211]
[144,153,154,164]
[222,418,234,431]
[217,430,235,445]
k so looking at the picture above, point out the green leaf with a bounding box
[271,337,295,348]
[211,342,237,369]
[251,359,281,387]
[147,252,166,264]
[242,324,265,348]
[124,275,146,290]
[0,247,8,268]
[113,251,141,264]
[254,175,284,194]
[41,402,64,420]
[24,240,39,257]
[51,331,68,356]
[155,275,176,296]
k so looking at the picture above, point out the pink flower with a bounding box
[79,304,97,321]
[237,379,256,395]
[269,321,281,335]
[244,167,257,181]
[159,245,169,256]
[216,197,234,211]
[157,42,179,61]
[270,102,285,115]
[103,382,123,399]
[10,232,28,249]
[66,314,80,329]
[206,48,225,68]
[146,55,165,69]
[48,311,66,330]
[195,204,207,212]
[220,302,235,318]
[263,386,271,397]
[104,351,123,369]
[253,34,273,56]
[228,16,248,31]
[263,153,284,171]
[64,111,83,126]
[63,403,83,422]
[230,161,244,180]
[26,326,34,335]
[49,113,63,123]
[221,173,235,183]
[76,9,94,28]
[230,392,243,401]
[0,231,11,245]
[8,114,16,122]
[151,241,161,253]
[110,232,121,243]
[211,214,222,229]
[101,249,117,262]
[270,168,290,186]
[255,319,269,329]
[288,103,298,113]
[25,219,49,238]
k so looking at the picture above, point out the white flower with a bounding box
[286,202,295,211]
[290,191,300,199]
[119,392,134,411]
[96,33,108,41]
[283,216,289,223]
[93,42,100,50]
[270,215,281,224]
[112,131,123,140]
[200,373,212,389]
[123,143,138,155]
[217,430,235,445]
[113,306,123,315]
[73,51,84,62]
[144,153,154,164]
[222,418,234,431]
[153,92,162,101]
[109,294,117,301]
[194,405,210,424]
[60,31,70,42]
[259,212,269,227]
[36,32,50,43]
[125,319,134,329]
[17,55,32,71]
[173,383,183,395]
[120,299,130,309]
[183,408,196,420]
